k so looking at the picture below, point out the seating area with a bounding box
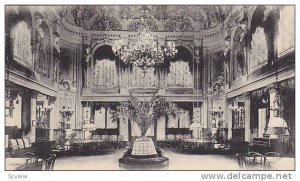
[8,138,33,158]
[236,151,283,170]
[51,135,127,156]
[6,151,56,171]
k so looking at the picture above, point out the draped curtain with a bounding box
[167,60,193,88]
[93,59,118,88]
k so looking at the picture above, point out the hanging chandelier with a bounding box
[112,19,178,71]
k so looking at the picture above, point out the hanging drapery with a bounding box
[167,116,178,128]
[167,60,193,88]
[131,67,157,87]
[93,59,118,88]
[179,110,191,128]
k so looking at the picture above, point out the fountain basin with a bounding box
[118,137,169,169]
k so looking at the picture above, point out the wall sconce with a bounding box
[209,107,223,127]
[262,96,268,104]
[60,106,74,121]
[209,107,223,118]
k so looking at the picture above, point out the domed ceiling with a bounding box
[55,5,233,32]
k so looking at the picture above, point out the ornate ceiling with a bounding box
[55,5,233,32]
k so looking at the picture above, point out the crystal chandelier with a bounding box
[112,20,178,71]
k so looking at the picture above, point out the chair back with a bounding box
[264,152,280,167]
[45,154,56,171]
[246,152,264,168]
[9,139,19,149]
[16,139,25,149]
[23,152,38,164]
[23,139,31,148]
[265,152,280,157]
[28,157,39,164]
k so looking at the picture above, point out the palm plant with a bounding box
[112,89,181,138]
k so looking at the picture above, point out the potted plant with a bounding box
[112,89,180,168]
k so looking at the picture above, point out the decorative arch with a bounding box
[174,41,194,56]
[91,39,116,55]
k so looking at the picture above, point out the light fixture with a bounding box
[36,103,53,129]
[112,13,178,71]
[209,106,224,127]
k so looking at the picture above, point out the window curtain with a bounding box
[93,59,118,88]
[167,60,193,88]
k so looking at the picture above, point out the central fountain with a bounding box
[113,89,179,169]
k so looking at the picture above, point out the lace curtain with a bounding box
[93,59,118,88]
[131,67,156,87]
[167,60,193,88]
